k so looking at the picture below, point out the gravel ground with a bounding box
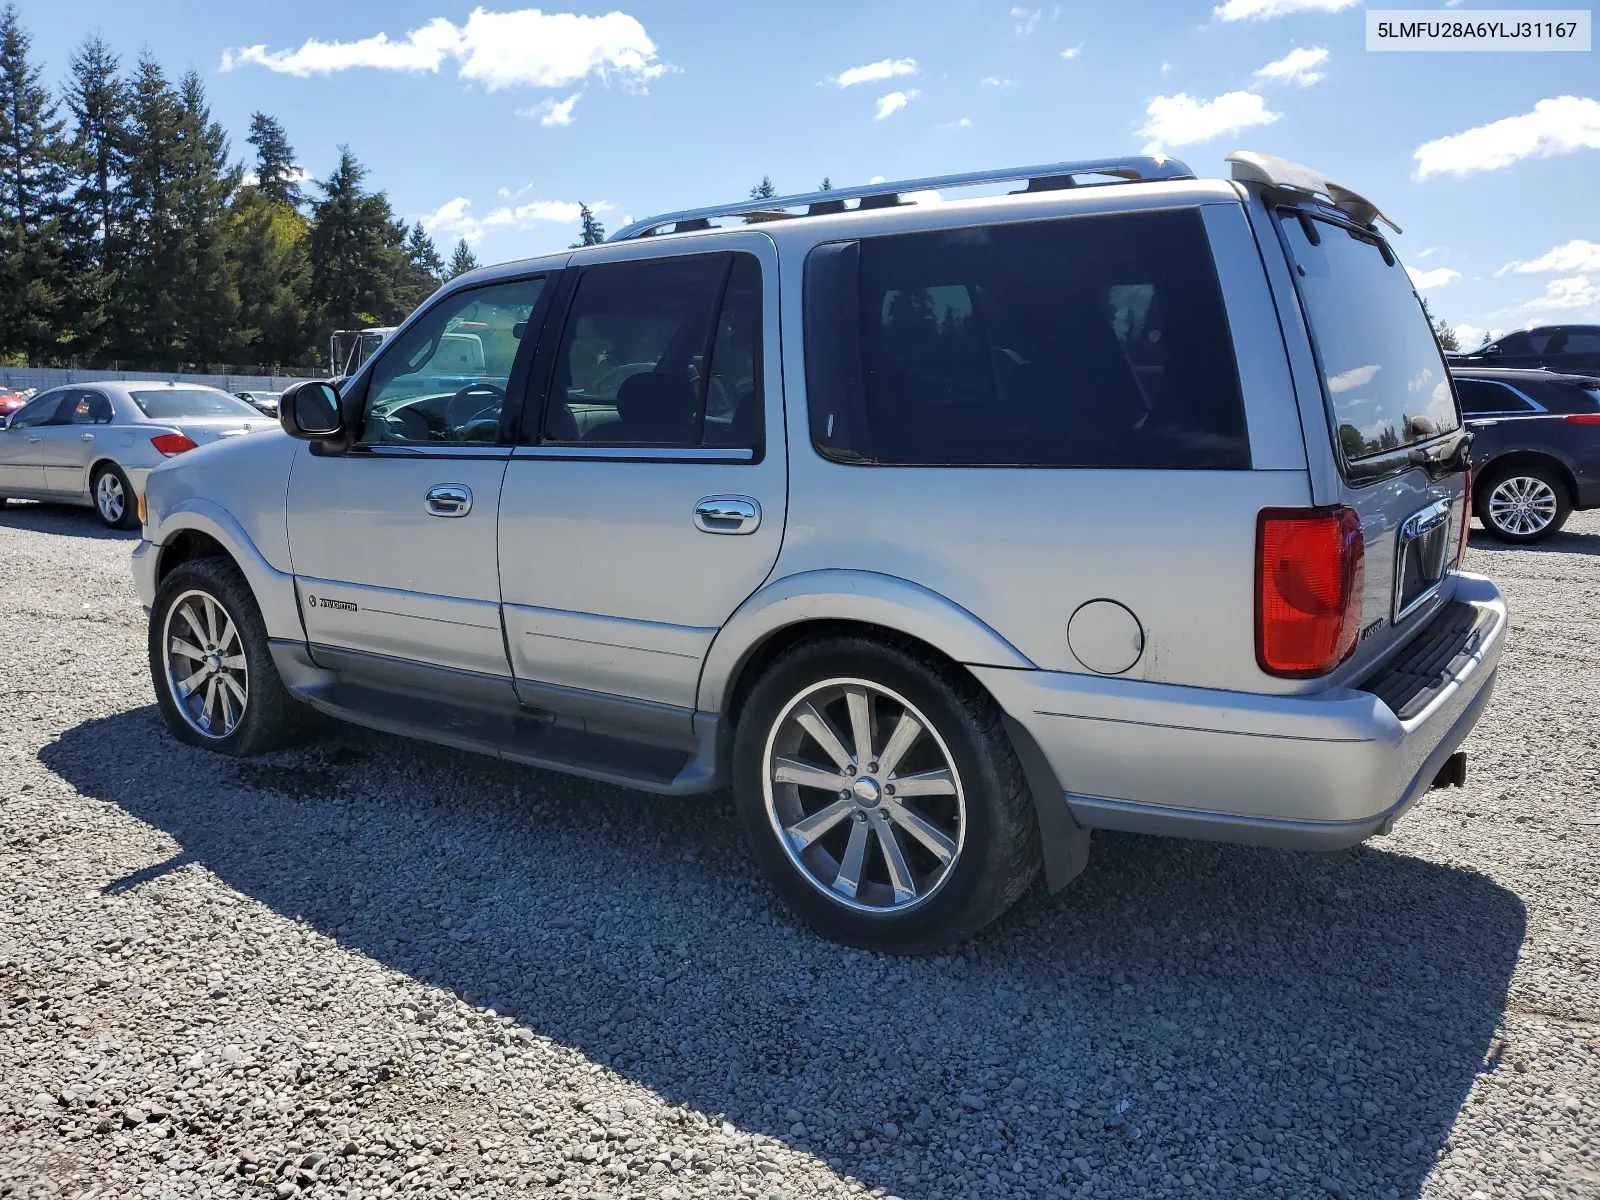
[1,500,1596,1200]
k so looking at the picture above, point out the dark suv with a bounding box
[1453,368,1600,542]
[1449,325,1600,375]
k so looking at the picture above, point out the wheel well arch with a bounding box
[157,528,240,584]
[1475,450,1578,506]
[87,456,123,483]
[721,618,984,732]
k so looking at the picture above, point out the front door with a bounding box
[497,236,786,721]
[0,390,65,495]
[39,389,112,496]
[286,274,552,687]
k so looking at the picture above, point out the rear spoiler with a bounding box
[1226,150,1402,235]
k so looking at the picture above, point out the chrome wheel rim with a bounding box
[762,677,966,914]
[162,589,248,739]
[95,472,124,523]
[1488,476,1557,537]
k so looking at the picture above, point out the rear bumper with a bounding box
[973,572,1506,852]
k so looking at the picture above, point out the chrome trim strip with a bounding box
[512,445,755,462]
[1392,498,1454,624]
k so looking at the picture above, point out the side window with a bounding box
[360,277,545,445]
[10,392,67,428]
[1456,380,1532,415]
[1559,330,1600,354]
[65,391,112,425]
[806,209,1250,469]
[542,253,761,449]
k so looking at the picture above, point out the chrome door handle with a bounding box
[424,483,473,517]
[694,495,760,535]
[80,433,95,442]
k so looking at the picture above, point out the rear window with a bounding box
[131,388,259,420]
[1455,380,1536,415]
[1279,212,1459,462]
[805,208,1250,469]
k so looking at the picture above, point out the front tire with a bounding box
[732,636,1041,954]
[1476,464,1570,543]
[148,557,307,756]
[91,463,138,530]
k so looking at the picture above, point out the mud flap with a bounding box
[1002,715,1091,893]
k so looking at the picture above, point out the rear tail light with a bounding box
[1454,469,1472,567]
[1256,506,1365,678]
[150,432,198,456]
[1564,413,1600,425]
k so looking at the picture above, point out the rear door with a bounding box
[1274,209,1471,672]
[39,389,112,496]
[0,390,65,494]
[497,234,785,721]
[286,273,554,690]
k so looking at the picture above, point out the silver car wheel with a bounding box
[161,589,249,740]
[95,471,125,524]
[1488,475,1558,537]
[762,677,966,915]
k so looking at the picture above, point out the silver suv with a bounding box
[133,151,1505,953]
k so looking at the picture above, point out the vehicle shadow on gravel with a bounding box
[0,501,137,540]
[1467,526,1600,556]
[44,708,1525,1200]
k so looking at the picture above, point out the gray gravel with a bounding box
[1,499,1596,1200]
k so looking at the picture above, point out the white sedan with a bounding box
[0,382,270,529]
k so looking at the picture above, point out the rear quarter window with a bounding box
[805,208,1250,469]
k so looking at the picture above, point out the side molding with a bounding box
[697,569,1035,715]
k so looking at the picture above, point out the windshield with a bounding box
[131,388,260,420]
[1279,212,1459,462]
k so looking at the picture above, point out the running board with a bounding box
[270,643,721,795]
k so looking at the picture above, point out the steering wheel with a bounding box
[444,382,506,436]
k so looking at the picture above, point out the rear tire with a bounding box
[149,557,308,756]
[732,635,1041,954]
[1476,463,1570,543]
[91,463,138,530]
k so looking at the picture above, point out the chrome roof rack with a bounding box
[608,155,1195,241]
[1226,150,1402,235]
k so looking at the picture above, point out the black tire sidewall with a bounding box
[1475,464,1571,543]
[148,557,299,756]
[732,638,1035,953]
[92,463,137,530]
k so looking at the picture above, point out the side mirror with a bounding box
[1480,343,1500,357]
[280,380,344,441]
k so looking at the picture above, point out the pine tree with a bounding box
[568,202,604,248]
[246,112,302,209]
[446,238,479,280]
[229,186,311,367]
[171,70,240,365]
[818,176,832,191]
[308,147,409,342]
[0,4,73,363]
[60,33,126,359]
[392,221,443,311]
[749,175,776,200]
[115,53,185,362]
[1419,296,1459,352]
[405,223,444,279]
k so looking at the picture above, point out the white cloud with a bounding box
[1161,61,1172,75]
[1139,91,1279,151]
[1254,45,1328,87]
[419,195,610,244]
[981,76,1014,87]
[519,92,581,125]
[1499,239,1600,275]
[1061,44,1083,59]
[830,57,918,88]
[1415,246,1439,258]
[940,117,974,131]
[1011,7,1042,35]
[241,165,309,189]
[1328,363,1380,393]
[1413,96,1600,180]
[1214,0,1357,20]
[1515,274,1600,312]
[875,90,918,120]
[1406,265,1461,289]
[221,7,664,91]
[1453,324,1501,349]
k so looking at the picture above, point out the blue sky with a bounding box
[21,0,1600,346]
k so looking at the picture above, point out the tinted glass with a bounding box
[808,209,1249,468]
[131,388,259,419]
[1455,380,1533,415]
[64,391,112,424]
[9,392,66,428]
[1280,214,1459,461]
[1522,379,1600,413]
[1558,330,1600,354]
[362,278,544,444]
[543,254,750,447]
